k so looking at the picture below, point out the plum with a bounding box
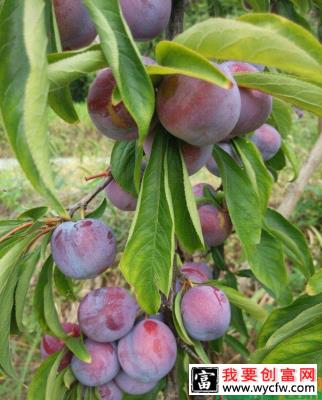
[115,371,157,395]
[181,262,213,283]
[223,61,272,138]
[40,323,80,370]
[120,0,172,41]
[157,64,241,146]
[181,285,231,341]
[78,287,138,343]
[53,0,96,51]
[193,182,216,199]
[250,123,282,161]
[105,179,137,211]
[193,184,232,247]
[144,131,212,175]
[71,339,119,387]
[207,142,239,177]
[51,219,116,280]
[99,382,123,400]
[118,319,177,383]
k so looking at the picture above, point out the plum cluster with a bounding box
[53,0,172,51]
[41,275,230,397]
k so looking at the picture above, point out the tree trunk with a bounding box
[278,119,322,218]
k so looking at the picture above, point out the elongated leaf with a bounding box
[212,145,262,246]
[54,267,77,301]
[234,137,273,215]
[173,290,194,346]
[257,293,322,348]
[175,349,189,400]
[120,129,175,313]
[83,0,154,144]
[264,208,314,278]
[166,137,204,253]
[48,45,106,90]
[155,41,230,88]
[206,280,268,323]
[45,351,64,400]
[111,140,137,196]
[85,198,107,219]
[246,230,292,305]
[175,15,322,84]
[27,352,62,400]
[15,249,41,331]
[19,207,49,220]
[234,72,322,117]
[0,263,20,377]
[0,0,66,215]
[307,270,322,295]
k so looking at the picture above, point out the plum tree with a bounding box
[51,219,116,280]
[207,142,239,177]
[193,183,232,247]
[223,61,272,138]
[157,64,241,146]
[53,0,96,51]
[40,323,80,370]
[71,340,119,387]
[144,131,213,175]
[181,285,231,341]
[250,123,282,161]
[115,371,157,395]
[78,287,138,343]
[99,382,123,400]
[105,179,137,211]
[119,0,172,41]
[88,59,155,141]
[118,319,177,383]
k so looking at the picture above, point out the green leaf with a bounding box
[246,230,292,305]
[175,349,189,400]
[264,208,314,278]
[50,369,68,400]
[27,352,62,400]
[307,270,322,295]
[111,140,137,196]
[82,0,155,145]
[225,334,250,359]
[45,351,64,400]
[48,88,79,124]
[234,72,322,117]
[234,137,273,215]
[206,280,268,323]
[175,14,322,84]
[54,267,77,301]
[120,129,175,313]
[63,367,76,389]
[173,290,194,346]
[19,207,49,220]
[85,198,107,219]
[48,45,106,90]
[15,249,41,331]
[0,262,20,378]
[242,0,270,12]
[154,41,231,88]
[0,0,66,215]
[212,144,262,246]
[122,379,165,400]
[192,340,211,364]
[166,136,204,253]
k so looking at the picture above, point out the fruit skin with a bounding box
[99,381,123,400]
[53,0,96,51]
[78,287,138,343]
[181,262,213,283]
[51,219,116,280]
[193,182,216,199]
[193,183,232,247]
[223,61,272,138]
[40,323,80,370]
[115,371,157,395]
[105,179,137,211]
[118,319,177,383]
[157,64,241,146]
[207,142,239,177]
[144,131,212,176]
[120,0,172,41]
[250,123,282,161]
[71,340,120,387]
[181,285,231,341]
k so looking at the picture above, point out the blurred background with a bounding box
[0,0,321,398]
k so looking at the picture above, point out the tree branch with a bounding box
[166,0,187,39]
[68,176,113,217]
